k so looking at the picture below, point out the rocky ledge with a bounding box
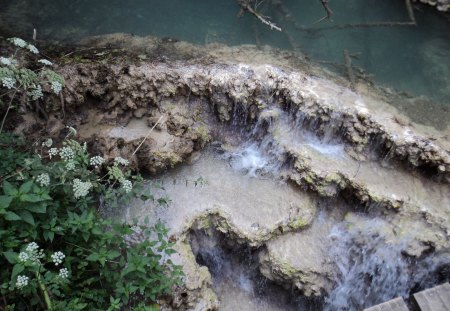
[9,34,450,310]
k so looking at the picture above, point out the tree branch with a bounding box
[314,0,333,24]
[237,0,282,31]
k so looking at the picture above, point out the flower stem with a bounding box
[36,272,53,310]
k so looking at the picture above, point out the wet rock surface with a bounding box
[415,0,450,12]
[9,34,450,310]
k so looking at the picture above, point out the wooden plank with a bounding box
[364,297,410,311]
[413,283,450,311]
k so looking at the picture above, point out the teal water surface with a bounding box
[1,0,449,104]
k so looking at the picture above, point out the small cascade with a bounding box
[324,217,450,310]
[190,229,323,311]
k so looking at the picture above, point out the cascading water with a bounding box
[191,229,323,311]
[119,95,450,310]
[324,216,450,310]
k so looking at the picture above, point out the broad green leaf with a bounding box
[164,249,176,255]
[3,181,18,196]
[18,210,35,226]
[0,195,13,209]
[86,253,99,262]
[107,250,120,260]
[11,264,24,282]
[3,251,17,264]
[28,202,47,214]
[20,193,44,203]
[5,211,21,221]
[19,180,33,194]
[43,230,55,242]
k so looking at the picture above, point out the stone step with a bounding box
[364,297,409,311]
[364,283,450,311]
[412,282,450,311]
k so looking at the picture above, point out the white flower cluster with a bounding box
[18,251,29,262]
[18,242,44,264]
[73,179,92,199]
[26,44,39,54]
[9,37,26,48]
[121,179,133,193]
[58,268,69,279]
[1,77,15,89]
[0,57,13,66]
[16,275,29,289]
[29,85,43,100]
[59,146,74,161]
[66,160,75,171]
[36,173,50,187]
[48,147,58,159]
[38,59,53,66]
[51,251,65,266]
[90,156,104,168]
[41,138,53,148]
[114,157,129,166]
[50,81,62,94]
[26,242,39,252]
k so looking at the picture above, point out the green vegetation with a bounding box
[0,39,183,310]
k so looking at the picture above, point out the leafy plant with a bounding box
[0,134,183,310]
[0,38,183,310]
[0,37,64,133]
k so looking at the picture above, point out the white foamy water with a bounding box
[303,135,345,157]
[225,144,275,177]
[324,216,450,310]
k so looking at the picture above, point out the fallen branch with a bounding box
[132,115,164,156]
[314,0,333,24]
[237,0,282,31]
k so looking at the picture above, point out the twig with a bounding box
[238,0,282,31]
[0,89,18,134]
[405,0,416,24]
[60,92,66,119]
[344,50,356,90]
[132,115,164,156]
[314,0,333,24]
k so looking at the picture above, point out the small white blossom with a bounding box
[24,242,44,264]
[58,268,69,279]
[36,173,50,187]
[90,156,104,168]
[121,179,133,193]
[51,251,65,266]
[29,85,43,100]
[73,179,92,199]
[65,160,75,171]
[16,275,29,289]
[38,59,53,66]
[26,44,39,54]
[0,57,13,66]
[41,138,53,148]
[26,242,39,253]
[1,77,15,89]
[50,81,62,94]
[9,38,27,48]
[18,252,29,263]
[59,146,74,161]
[114,157,129,166]
[48,147,58,159]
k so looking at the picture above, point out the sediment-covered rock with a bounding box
[8,34,450,309]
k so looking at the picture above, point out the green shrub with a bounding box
[0,38,183,310]
[0,133,183,310]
